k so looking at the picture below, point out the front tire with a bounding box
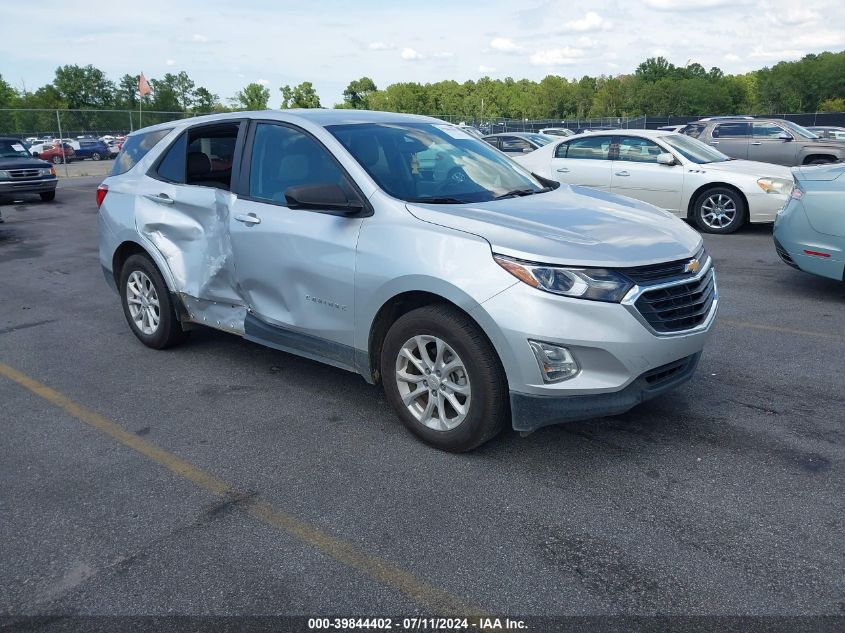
[39,191,55,202]
[691,187,746,234]
[119,254,189,349]
[51,155,63,165]
[380,304,508,452]
[91,152,102,161]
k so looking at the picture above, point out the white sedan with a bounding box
[514,129,793,234]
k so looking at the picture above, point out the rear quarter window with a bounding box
[111,129,172,176]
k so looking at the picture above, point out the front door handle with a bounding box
[234,213,261,225]
[145,193,174,205]
[615,170,630,177]
[750,142,762,146]
[709,141,719,145]
[556,167,570,173]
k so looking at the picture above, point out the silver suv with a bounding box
[98,110,717,451]
[682,117,845,166]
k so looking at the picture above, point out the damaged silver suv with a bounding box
[99,110,717,451]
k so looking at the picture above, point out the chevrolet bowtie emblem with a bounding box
[684,258,700,274]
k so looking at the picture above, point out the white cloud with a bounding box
[652,48,671,58]
[766,7,819,25]
[433,51,454,58]
[490,37,522,53]
[723,53,741,62]
[529,48,584,66]
[478,64,497,73]
[368,41,395,51]
[165,59,176,66]
[401,47,422,61]
[564,11,609,32]
[749,47,804,60]
[643,0,741,10]
[257,78,270,86]
[191,33,208,42]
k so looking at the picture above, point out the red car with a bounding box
[35,143,76,165]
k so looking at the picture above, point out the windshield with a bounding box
[328,122,548,204]
[662,133,730,164]
[780,120,818,139]
[0,140,32,159]
[527,133,554,146]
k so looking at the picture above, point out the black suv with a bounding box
[0,137,58,208]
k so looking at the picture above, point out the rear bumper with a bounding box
[773,200,845,282]
[510,353,701,432]
[0,177,58,195]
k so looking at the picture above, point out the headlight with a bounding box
[0,170,10,178]
[39,168,54,176]
[494,254,634,302]
[757,177,793,195]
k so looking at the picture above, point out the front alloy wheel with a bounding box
[692,187,746,234]
[395,335,472,431]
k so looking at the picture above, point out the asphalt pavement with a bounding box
[0,178,843,623]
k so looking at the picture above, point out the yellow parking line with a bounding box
[0,361,481,615]
[720,319,845,342]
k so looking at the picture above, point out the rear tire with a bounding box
[51,155,63,165]
[805,157,834,165]
[91,152,102,161]
[380,304,509,452]
[691,187,746,234]
[119,254,189,349]
[39,191,55,202]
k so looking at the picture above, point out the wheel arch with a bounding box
[686,182,749,222]
[801,154,837,165]
[366,290,508,387]
[112,240,177,294]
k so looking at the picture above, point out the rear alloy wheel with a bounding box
[119,254,189,349]
[91,152,102,161]
[692,187,746,234]
[381,304,508,452]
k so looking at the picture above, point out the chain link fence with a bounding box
[2,108,844,140]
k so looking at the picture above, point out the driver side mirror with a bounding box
[656,153,676,166]
[777,132,793,141]
[522,147,533,154]
[284,183,365,216]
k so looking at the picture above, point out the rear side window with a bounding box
[560,136,613,160]
[155,133,188,183]
[500,136,531,153]
[111,129,171,176]
[712,123,750,138]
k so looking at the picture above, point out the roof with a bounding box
[483,132,549,138]
[566,129,675,140]
[128,109,446,136]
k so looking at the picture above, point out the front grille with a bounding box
[643,355,693,386]
[635,268,716,333]
[621,247,707,284]
[8,169,41,179]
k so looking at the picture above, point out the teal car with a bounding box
[774,163,845,282]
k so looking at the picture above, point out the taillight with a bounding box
[96,184,108,209]
[790,185,803,200]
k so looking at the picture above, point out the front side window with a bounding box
[111,128,171,176]
[248,123,346,204]
[500,136,532,153]
[616,137,664,163]
[560,136,613,160]
[682,124,706,138]
[752,122,788,138]
[330,122,547,204]
[713,122,750,138]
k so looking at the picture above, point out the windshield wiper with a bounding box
[407,196,468,204]
[493,187,551,200]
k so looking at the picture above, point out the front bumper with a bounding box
[475,271,716,432]
[511,353,701,432]
[0,177,58,196]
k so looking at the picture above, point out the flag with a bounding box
[138,73,151,97]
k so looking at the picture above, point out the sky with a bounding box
[1,0,844,108]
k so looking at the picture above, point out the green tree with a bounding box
[53,64,115,109]
[233,83,270,110]
[342,77,377,109]
[280,81,321,108]
[192,87,219,113]
[173,71,196,111]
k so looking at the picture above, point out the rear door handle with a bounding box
[750,142,762,146]
[556,167,570,173]
[145,193,174,205]
[234,213,261,225]
[615,171,630,177]
[709,141,719,145]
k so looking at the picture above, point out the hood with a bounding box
[406,185,702,268]
[793,162,845,182]
[0,156,52,170]
[702,159,792,179]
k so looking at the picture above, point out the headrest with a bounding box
[187,151,211,177]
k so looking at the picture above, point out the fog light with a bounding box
[528,340,580,383]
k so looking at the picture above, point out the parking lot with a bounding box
[1,177,843,621]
